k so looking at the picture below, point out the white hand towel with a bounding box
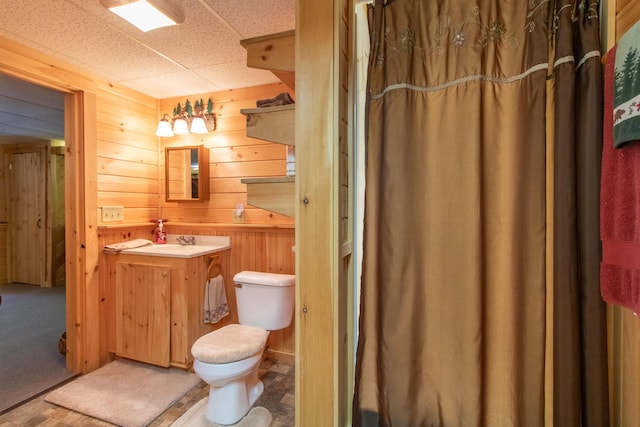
[204,274,229,324]
[102,238,153,254]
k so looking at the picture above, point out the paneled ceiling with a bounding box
[0,74,65,143]
[0,0,295,142]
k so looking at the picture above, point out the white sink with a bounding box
[120,235,230,258]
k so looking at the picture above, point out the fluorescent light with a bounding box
[101,0,184,32]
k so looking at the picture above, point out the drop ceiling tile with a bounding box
[122,70,225,99]
[127,1,248,69]
[203,0,295,38]
[192,61,282,92]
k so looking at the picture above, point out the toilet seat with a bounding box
[192,324,269,364]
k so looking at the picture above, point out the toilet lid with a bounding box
[191,324,269,364]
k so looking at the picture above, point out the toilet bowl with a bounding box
[191,271,295,425]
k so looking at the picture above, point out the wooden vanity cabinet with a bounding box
[105,250,229,369]
[115,262,171,366]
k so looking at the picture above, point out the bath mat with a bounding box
[45,358,200,427]
[171,397,272,427]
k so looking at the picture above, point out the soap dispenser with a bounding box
[155,219,167,244]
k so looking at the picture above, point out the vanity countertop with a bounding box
[120,235,230,258]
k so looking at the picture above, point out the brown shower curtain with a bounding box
[353,0,607,426]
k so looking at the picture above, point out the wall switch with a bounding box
[102,206,124,222]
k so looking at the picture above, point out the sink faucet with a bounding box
[176,235,197,245]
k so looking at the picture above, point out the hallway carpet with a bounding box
[0,283,73,414]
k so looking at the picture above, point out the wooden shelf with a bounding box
[240,30,295,90]
[240,104,294,146]
[240,31,296,218]
[241,177,295,218]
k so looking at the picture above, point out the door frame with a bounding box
[64,90,97,373]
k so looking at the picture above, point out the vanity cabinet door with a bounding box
[115,262,171,367]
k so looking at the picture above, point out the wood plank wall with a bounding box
[158,83,296,226]
[95,93,159,223]
[605,1,640,425]
[97,223,296,365]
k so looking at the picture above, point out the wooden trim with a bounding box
[64,91,84,373]
[62,90,99,374]
[83,92,101,373]
[296,0,341,424]
[606,0,617,50]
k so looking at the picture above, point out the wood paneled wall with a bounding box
[95,73,159,225]
[605,1,640,425]
[97,223,295,365]
[158,84,296,226]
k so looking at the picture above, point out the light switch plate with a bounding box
[102,206,124,222]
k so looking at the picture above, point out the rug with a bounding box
[171,398,272,427]
[45,358,200,427]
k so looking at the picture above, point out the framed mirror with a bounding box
[165,145,209,201]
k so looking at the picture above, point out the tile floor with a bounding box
[0,357,294,427]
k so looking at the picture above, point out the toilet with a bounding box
[191,271,295,425]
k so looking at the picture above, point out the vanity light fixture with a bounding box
[100,0,184,32]
[155,98,217,137]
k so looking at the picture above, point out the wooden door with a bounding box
[8,150,47,286]
[115,262,171,367]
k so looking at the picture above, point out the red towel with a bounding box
[601,45,640,313]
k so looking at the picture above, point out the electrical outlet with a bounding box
[102,206,124,222]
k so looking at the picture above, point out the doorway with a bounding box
[0,75,70,411]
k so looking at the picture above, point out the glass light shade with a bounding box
[155,119,173,137]
[190,117,208,134]
[173,118,190,135]
[106,0,178,32]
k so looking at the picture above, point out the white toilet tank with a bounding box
[233,271,295,331]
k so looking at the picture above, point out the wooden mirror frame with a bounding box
[165,145,209,202]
